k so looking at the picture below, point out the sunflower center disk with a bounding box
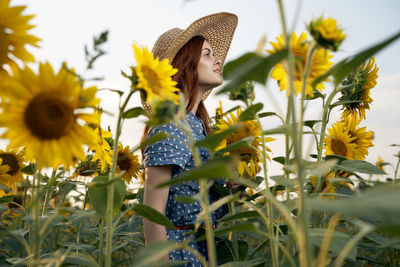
[0,26,10,66]
[141,66,162,94]
[331,139,347,157]
[24,94,75,140]
[117,153,131,171]
[0,153,20,175]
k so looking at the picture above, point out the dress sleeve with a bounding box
[143,123,192,169]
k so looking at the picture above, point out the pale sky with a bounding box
[8,0,400,179]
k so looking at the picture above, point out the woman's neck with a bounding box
[188,89,205,114]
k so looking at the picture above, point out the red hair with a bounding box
[171,36,212,135]
[140,36,212,154]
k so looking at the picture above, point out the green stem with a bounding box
[256,115,278,267]
[105,90,135,267]
[315,86,341,193]
[333,224,374,267]
[277,0,311,265]
[99,219,104,267]
[76,188,88,252]
[228,189,239,261]
[31,167,41,267]
[393,157,400,184]
[42,169,57,216]
[298,41,317,144]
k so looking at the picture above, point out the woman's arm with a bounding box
[143,165,172,247]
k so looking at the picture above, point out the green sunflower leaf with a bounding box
[215,136,255,157]
[304,120,322,129]
[309,228,355,261]
[239,103,264,121]
[157,158,235,188]
[132,204,176,229]
[122,107,147,119]
[334,160,386,175]
[219,210,260,222]
[258,111,278,118]
[0,195,15,204]
[213,222,268,239]
[306,184,400,224]
[218,49,288,94]
[88,176,126,218]
[195,126,238,151]
[62,253,100,267]
[132,241,185,267]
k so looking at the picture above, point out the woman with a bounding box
[141,12,238,266]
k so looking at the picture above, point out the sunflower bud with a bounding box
[228,81,255,103]
[308,16,346,51]
[339,57,378,119]
[147,99,176,126]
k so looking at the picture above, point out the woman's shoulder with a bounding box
[148,122,186,139]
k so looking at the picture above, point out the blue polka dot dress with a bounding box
[144,112,226,266]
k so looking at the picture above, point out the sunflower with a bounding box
[324,116,374,160]
[324,120,357,159]
[116,144,141,184]
[310,172,353,199]
[267,32,334,97]
[87,110,113,172]
[0,149,25,196]
[0,62,99,169]
[0,0,41,76]
[342,115,374,160]
[340,57,378,119]
[90,126,113,172]
[71,155,100,179]
[308,16,346,51]
[376,156,385,172]
[215,108,274,178]
[133,44,179,105]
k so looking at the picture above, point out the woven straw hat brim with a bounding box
[142,12,238,113]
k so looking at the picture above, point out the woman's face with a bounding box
[197,40,223,92]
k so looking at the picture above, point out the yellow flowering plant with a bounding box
[1,1,400,267]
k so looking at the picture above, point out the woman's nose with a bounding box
[215,57,222,66]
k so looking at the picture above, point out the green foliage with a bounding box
[218,49,288,94]
[132,204,176,229]
[88,176,126,217]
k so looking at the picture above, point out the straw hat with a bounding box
[141,12,238,112]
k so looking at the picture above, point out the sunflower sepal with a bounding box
[121,66,138,90]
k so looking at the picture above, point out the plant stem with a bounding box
[228,189,239,261]
[393,156,400,184]
[31,167,41,267]
[76,188,88,252]
[256,115,278,267]
[315,84,347,193]
[99,219,104,267]
[105,90,135,267]
[277,0,311,265]
[333,223,374,267]
[298,41,317,145]
[42,169,57,216]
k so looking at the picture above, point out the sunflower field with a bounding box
[1,0,400,266]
